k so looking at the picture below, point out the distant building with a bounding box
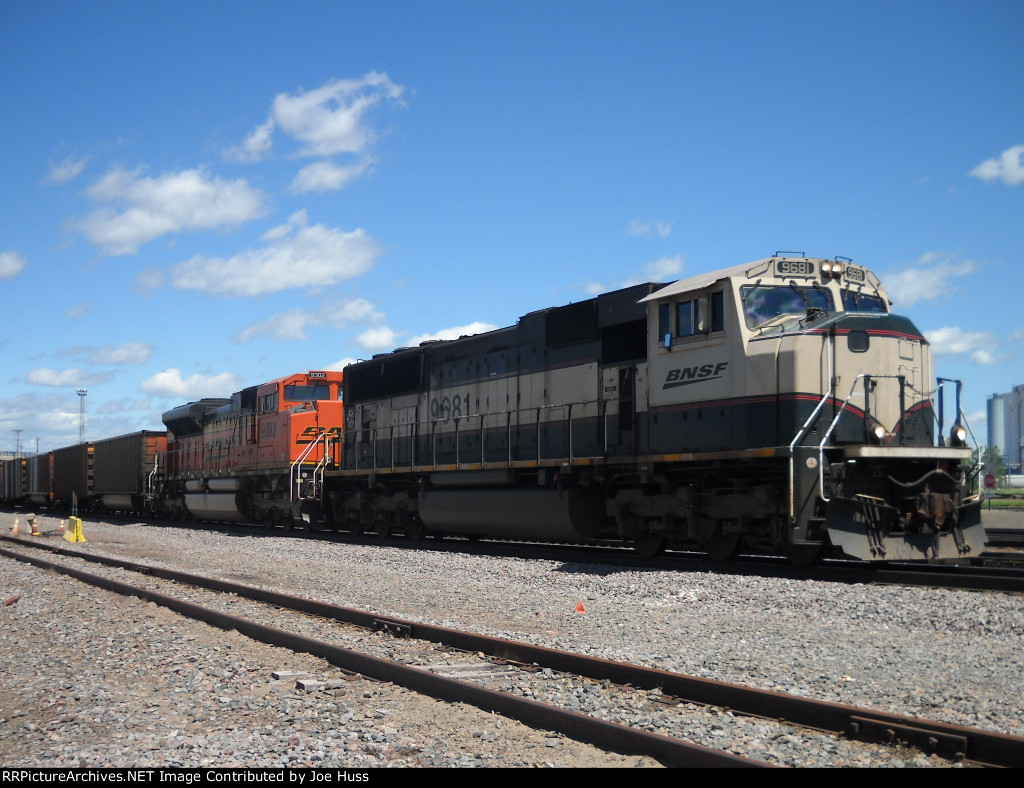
[987,385,1024,473]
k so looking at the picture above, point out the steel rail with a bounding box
[4,535,1023,766]
[0,543,761,768]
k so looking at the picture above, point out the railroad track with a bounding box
[3,534,1022,768]
[985,528,1024,549]
[9,508,1023,593]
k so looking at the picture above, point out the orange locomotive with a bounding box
[159,370,343,525]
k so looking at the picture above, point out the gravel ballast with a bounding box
[2,515,1022,768]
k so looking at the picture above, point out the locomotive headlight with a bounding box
[868,423,887,443]
[820,261,844,278]
[950,423,968,447]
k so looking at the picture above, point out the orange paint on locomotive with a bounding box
[254,371,344,469]
[165,370,343,477]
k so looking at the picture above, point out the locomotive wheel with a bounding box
[633,533,666,558]
[405,517,426,541]
[390,506,407,540]
[377,518,393,539]
[704,531,742,562]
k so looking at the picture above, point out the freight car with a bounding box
[92,431,167,513]
[0,456,26,507]
[25,452,53,508]
[13,431,165,514]
[318,254,984,563]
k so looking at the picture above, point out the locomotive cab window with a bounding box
[664,291,725,343]
[260,392,278,413]
[841,289,888,314]
[284,384,330,402]
[740,283,834,329]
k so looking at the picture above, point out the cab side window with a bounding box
[676,299,697,337]
[709,291,725,332]
[670,291,725,339]
[260,392,278,413]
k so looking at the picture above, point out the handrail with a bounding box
[147,452,160,496]
[815,374,911,502]
[353,398,612,472]
[311,436,331,501]
[786,385,835,524]
[787,334,834,524]
[290,433,321,503]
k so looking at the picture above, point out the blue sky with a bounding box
[1,0,1022,453]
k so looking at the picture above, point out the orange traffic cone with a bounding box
[30,516,40,536]
[11,518,18,536]
[574,602,586,614]
[59,519,66,534]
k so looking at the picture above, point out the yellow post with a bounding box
[63,517,86,543]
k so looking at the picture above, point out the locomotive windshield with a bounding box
[284,384,331,401]
[841,289,888,313]
[740,283,834,328]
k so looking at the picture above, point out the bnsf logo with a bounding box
[663,362,728,390]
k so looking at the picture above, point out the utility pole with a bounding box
[77,388,88,443]
[13,429,22,457]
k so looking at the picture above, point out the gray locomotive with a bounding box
[321,254,984,563]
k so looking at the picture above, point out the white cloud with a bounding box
[223,119,275,164]
[96,397,152,415]
[43,155,89,184]
[260,210,308,242]
[969,144,1024,186]
[408,322,499,345]
[66,303,89,318]
[134,268,166,291]
[57,343,154,365]
[326,357,357,371]
[172,214,381,297]
[623,255,684,286]
[235,308,317,342]
[271,72,405,158]
[227,74,404,161]
[224,74,404,192]
[357,325,402,351]
[0,392,90,449]
[0,250,26,278]
[883,252,977,308]
[641,255,684,281]
[289,158,373,194]
[925,326,1000,364]
[88,342,155,365]
[72,166,269,255]
[235,298,384,342]
[25,368,114,387]
[140,368,244,399]
[627,218,673,238]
